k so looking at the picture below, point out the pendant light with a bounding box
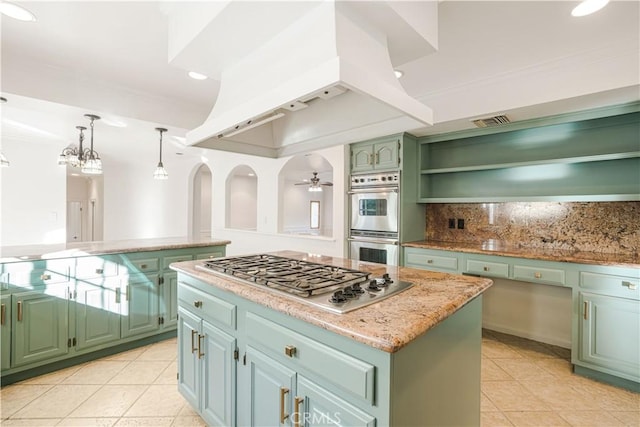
[81,114,102,175]
[153,127,168,180]
[57,114,102,174]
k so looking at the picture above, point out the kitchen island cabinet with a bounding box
[172,251,492,426]
[0,237,230,385]
[403,241,640,391]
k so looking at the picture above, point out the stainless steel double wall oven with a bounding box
[348,172,400,265]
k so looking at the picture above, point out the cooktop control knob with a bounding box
[368,280,380,291]
[352,283,365,294]
[330,290,347,304]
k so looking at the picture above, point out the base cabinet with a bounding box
[1,294,11,370]
[121,273,160,338]
[11,287,69,367]
[579,292,639,381]
[75,281,121,351]
[177,306,236,427]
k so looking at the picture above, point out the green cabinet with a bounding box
[121,273,159,338]
[1,243,228,384]
[177,306,237,427]
[350,137,400,173]
[1,294,11,370]
[418,107,640,202]
[11,287,69,367]
[575,269,639,387]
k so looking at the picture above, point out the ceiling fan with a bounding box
[294,172,333,192]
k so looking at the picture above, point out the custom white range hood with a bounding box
[169,1,437,158]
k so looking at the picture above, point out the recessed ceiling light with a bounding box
[394,69,404,79]
[188,71,208,80]
[0,2,37,21]
[571,0,610,17]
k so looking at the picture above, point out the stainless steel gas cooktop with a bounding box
[195,254,413,314]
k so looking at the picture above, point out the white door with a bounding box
[67,201,83,242]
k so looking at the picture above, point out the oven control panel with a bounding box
[350,172,400,188]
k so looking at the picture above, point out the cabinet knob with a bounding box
[40,274,51,281]
[140,264,147,269]
[426,259,433,264]
[483,266,489,272]
[622,281,637,290]
[284,345,297,357]
[194,301,203,308]
[95,268,104,274]
[534,272,542,279]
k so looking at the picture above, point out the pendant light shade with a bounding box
[153,127,168,180]
[81,115,102,175]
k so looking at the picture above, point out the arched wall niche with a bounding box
[189,163,213,239]
[278,153,333,237]
[225,164,258,230]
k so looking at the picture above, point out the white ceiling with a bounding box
[1,1,639,156]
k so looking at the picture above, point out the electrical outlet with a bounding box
[457,218,465,229]
[448,218,455,229]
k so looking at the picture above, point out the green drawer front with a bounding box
[75,257,121,279]
[177,282,236,329]
[513,265,565,287]
[580,272,640,300]
[466,259,509,278]
[195,252,225,260]
[163,255,193,270]
[3,260,72,287]
[246,312,375,404]
[129,258,160,274]
[406,251,458,271]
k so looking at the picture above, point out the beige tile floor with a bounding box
[1,331,638,426]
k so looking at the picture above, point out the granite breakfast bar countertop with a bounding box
[170,250,493,353]
[403,240,640,269]
[0,236,232,263]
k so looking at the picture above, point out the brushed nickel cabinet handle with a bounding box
[1,304,5,326]
[115,288,121,304]
[284,345,297,357]
[125,285,130,301]
[191,330,198,354]
[583,301,588,320]
[198,334,205,359]
[280,387,290,423]
[534,272,542,279]
[293,396,305,427]
[622,281,637,290]
[17,301,23,322]
[40,274,51,281]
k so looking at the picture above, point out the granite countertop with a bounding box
[403,240,640,269]
[0,237,232,263]
[170,250,492,353]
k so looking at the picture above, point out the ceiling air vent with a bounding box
[472,114,511,128]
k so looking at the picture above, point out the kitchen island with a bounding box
[0,237,230,385]
[171,251,493,426]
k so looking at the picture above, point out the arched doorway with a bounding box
[191,164,212,238]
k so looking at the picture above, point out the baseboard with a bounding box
[482,321,571,349]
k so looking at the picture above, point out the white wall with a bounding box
[227,174,257,230]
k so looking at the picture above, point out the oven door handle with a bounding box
[348,237,399,245]
[348,187,398,194]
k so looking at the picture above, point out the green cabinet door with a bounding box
[373,139,399,170]
[580,292,640,381]
[177,307,200,410]
[201,320,236,427]
[11,288,69,367]
[351,143,375,173]
[296,375,375,427]
[1,294,11,370]
[75,281,121,351]
[161,272,179,329]
[121,273,159,338]
[245,346,296,427]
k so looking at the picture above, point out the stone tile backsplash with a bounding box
[425,202,639,254]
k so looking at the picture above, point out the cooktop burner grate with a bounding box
[198,254,371,297]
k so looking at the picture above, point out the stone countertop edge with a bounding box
[170,251,493,353]
[0,237,232,263]
[403,240,640,269]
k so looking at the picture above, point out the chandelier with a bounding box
[57,114,102,175]
[153,127,168,180]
